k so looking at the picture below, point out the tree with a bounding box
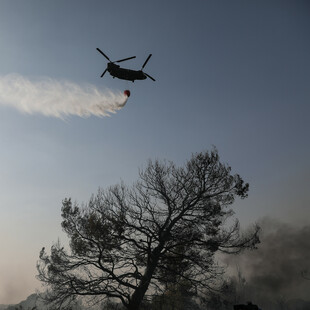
[150,280,200,310]
[37,149,260,310]
[301,269,310,280]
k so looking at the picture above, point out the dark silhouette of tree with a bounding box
[301,269,310,280]
[150,280,200,310]
[37,149,259,310]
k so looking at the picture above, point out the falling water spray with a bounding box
[0,74,129,119]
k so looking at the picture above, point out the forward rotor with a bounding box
[142,54,152,69]
[141,54,155,81]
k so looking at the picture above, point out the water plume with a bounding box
[0,74,128,119]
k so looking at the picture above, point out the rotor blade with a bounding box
[144,72,156,81]
[142,54,152,69]
[96,48,111,61]
[100,69,108,78]
[116,56,136,63]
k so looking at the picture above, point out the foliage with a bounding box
[37,149,259,310]
[150,280,200,310]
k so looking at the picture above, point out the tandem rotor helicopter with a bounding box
[96,48,155,82]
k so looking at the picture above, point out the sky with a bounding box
[0,0,309,305]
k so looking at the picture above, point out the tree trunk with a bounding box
[127,264,156,310]
[128,246,163,310]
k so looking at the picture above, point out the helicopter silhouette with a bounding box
[96,48,155,82]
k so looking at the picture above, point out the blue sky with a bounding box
[0,0,309,304]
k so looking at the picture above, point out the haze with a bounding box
[0,0,309,305]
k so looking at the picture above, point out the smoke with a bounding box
[0,263,36,305]
[0,74,128,119]
[222,217,310,305]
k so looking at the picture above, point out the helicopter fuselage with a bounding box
[96,48,155,82]
[107,63,146,82]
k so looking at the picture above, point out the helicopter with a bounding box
[96,48,155,82]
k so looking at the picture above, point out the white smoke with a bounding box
[0,74,128,119]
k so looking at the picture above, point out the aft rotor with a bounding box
[96,48,136,77]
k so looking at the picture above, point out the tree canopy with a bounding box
[37,149,260,310]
